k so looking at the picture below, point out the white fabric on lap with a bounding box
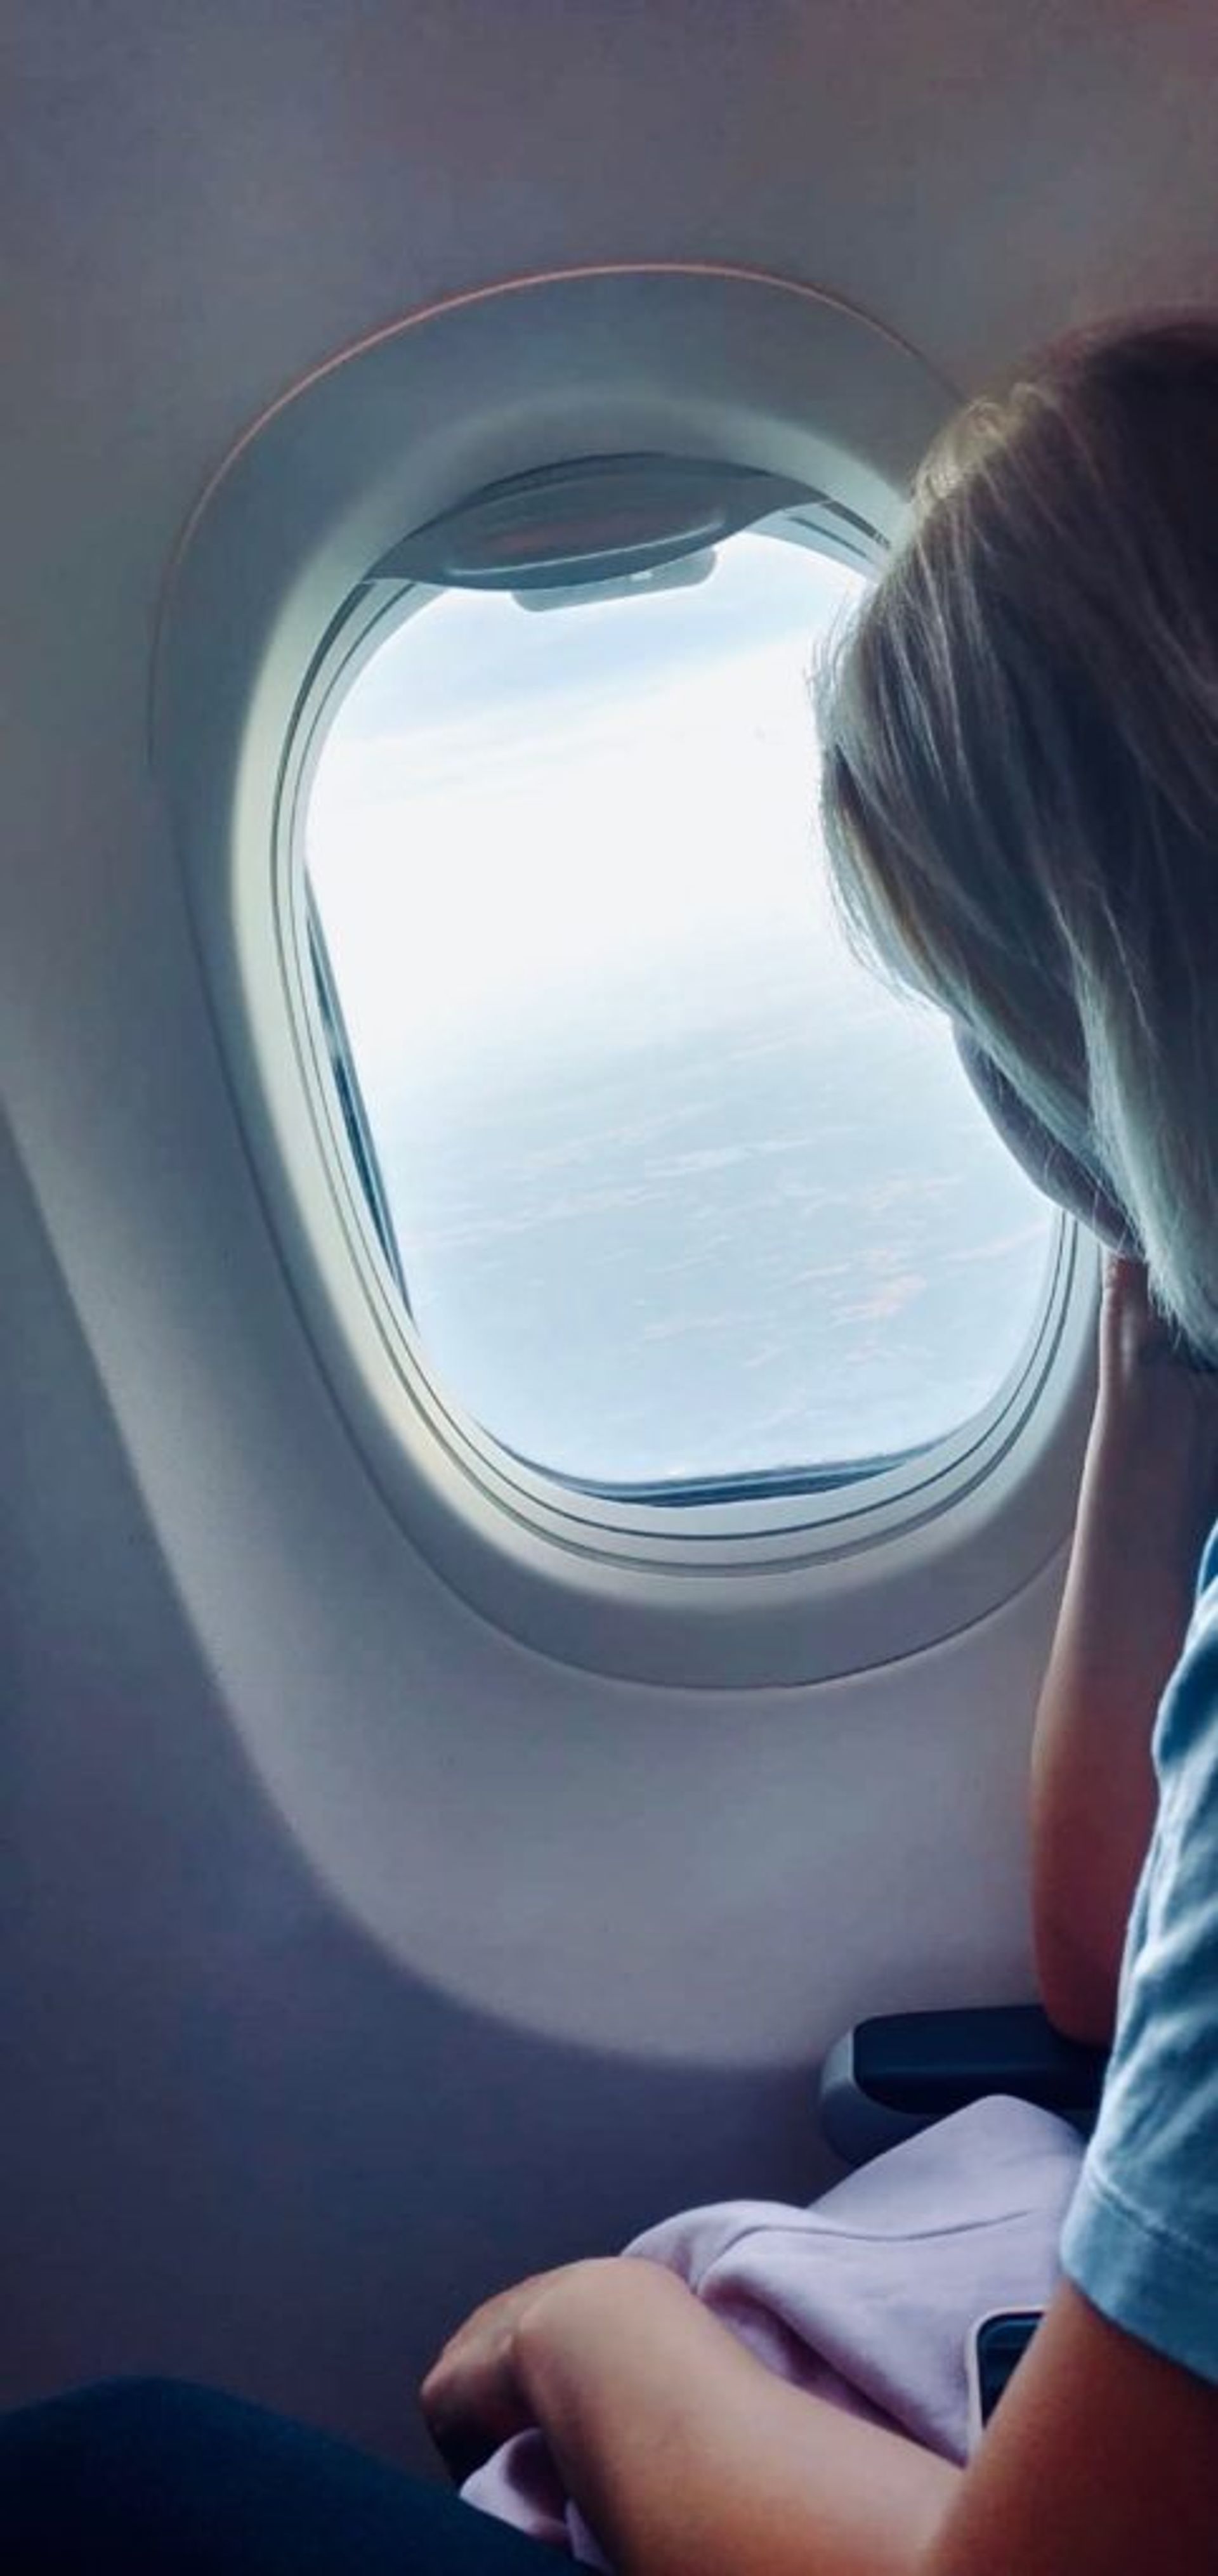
[461,2094,1084,2568]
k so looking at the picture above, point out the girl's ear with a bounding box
[952,1027,1137,1253]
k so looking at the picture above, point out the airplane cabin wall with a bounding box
[4,0,1217,2469]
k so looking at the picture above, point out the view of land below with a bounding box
[363,980,1055,1489]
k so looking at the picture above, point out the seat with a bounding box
[818,2003,1109,2166]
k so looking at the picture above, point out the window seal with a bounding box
[282,526,1077,1552]
[154,261,1095,1683]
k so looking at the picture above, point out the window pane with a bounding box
[304,529,1056,1491]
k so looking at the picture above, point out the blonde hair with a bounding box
[816,314,1218,1355]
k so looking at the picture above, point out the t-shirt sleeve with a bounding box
[1059,1559,1218,2386]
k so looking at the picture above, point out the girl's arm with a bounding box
[511,2260,1217,2576]
[1030,1256,1218,2046]
[514,2254,959,2576]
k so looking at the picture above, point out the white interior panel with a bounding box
[4,0,1215,2471]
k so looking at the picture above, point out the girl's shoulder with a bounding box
[1063,1562,1218,2391]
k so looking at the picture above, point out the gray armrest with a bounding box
[820,2003,1108,2165]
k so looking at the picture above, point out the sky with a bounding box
[305,530,868,1083]
[301,528,1056,1483]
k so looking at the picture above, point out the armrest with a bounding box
[819,2003,1109,2166]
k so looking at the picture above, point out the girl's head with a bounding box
[816,313,1218,1355]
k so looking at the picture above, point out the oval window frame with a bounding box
[155,264,1097,1687]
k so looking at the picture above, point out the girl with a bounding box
[422,313,1218,2573]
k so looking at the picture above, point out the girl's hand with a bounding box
[418,2261,612,2483]
[1099,1251,1218,1421]
[1099,1252,1212,1389]
[1094,1252,1218,1561]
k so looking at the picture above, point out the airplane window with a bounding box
[302,527,1057,1498]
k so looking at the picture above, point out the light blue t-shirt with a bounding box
[1061,1519,1218,2384]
